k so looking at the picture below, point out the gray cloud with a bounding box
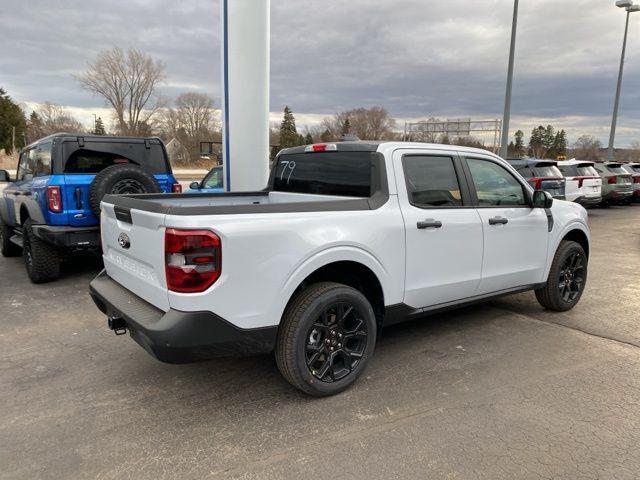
[0,0,638,144]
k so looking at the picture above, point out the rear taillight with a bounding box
[172,183,183,193]
[576,176,599,188]
[528,178,543,189]
[47,186,62,213]
[165,229,221,293]
[634,177,640,184]
[608,176,618,185]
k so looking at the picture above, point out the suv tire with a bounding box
[0,217,21,257]
[535,240,587,312]
[276,282,377,396]
[23,219,61,283]
[89,164,161,217]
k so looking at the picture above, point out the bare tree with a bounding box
[321,107,396,141]
[158,92,217,164]
[29,102,85,139]
[570,135,602,161]
[77,47,165,136]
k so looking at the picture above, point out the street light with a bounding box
[608,1,639,161]
[500,0,519,159]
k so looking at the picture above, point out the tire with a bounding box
[89,164,161,217]
[276,282,377,397]
[23,219,61,283]
[0,217,21,257]
[535,240,587,312]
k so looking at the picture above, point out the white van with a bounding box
[556,160,602,207]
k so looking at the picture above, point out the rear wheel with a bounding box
[0,217,21,257]
[23,219,61,283]
[276,282,377,396]
[535,240,587,312]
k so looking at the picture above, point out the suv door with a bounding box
[7,148,36,224]
[394,150,483,308]
[463,155,549,294]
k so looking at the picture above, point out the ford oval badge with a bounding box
[118,233,131,250]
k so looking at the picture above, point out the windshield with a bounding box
[534,165,562,178]
[273,152,373,197]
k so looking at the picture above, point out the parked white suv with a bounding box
[556,159,603,207]
[90,142,590,396]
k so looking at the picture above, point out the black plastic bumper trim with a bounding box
[32,224,100,248]
[89,270,277,363]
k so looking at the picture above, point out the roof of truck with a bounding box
[22,133,164,151]
[279,141,502,158]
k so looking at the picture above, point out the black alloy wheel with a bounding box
[558,251,585,303]
[110,179,148,195]
[305,302,368,383]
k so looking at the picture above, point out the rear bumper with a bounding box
[603,190,633,203]
[32,224,100,248]
[89,270,277,363]
[575,196,602,207]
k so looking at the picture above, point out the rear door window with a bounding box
[273,152,373,197]
[402,155,462,207]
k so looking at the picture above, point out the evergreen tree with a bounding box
[320,129,332,142]
[27,111,44,143]
[304,132,314,145]
[543,125,556,156]
[279,106,299,149]
[507,141,516,157]
[0,88,27,153]
[553,129,568,158]
[528,126,547,158]
[514,130,525,157]
[297,133,305,146]
[94,117,106,135]
[341,118,351,136]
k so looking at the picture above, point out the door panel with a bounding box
[394,150,483,308]
[464,156,549,294]
[475,208,548,293]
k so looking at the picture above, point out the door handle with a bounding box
[489,216,509,225]
[417,219,443,230]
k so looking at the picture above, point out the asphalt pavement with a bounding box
[1,205,639,479]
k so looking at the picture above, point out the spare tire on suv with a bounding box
[89,164,161,217]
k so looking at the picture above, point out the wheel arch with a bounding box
[562,228,590,259]
[278,248,391,332]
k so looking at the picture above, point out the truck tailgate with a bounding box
[101,202,169,311]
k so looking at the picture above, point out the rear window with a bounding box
[533,165,562,178]
[62,141,169,174]
[273,152,373,197]
[576,165,598,176]
[558,165,577,176]
[606,164,625,175]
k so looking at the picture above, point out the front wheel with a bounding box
[276,282,377,396]
[0,217,21,257]
[535,240,587,312]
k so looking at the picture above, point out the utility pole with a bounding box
[11,126,15,153]
[500,0,519,159]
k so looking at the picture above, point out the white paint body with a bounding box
[556,160,603,204]
[220,0,270,192]
[100,143,590,331]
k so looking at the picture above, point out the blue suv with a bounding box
[0,134,181,283]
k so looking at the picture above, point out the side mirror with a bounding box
[0,170,11,182]
[533,190,553,209]
[189,181,200,190]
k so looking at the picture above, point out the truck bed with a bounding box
[103,189,389,216]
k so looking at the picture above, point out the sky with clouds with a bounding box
[1,0,639,146]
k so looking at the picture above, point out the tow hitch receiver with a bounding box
[108,316,128,336]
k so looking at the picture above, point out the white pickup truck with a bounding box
[90,141,590,396]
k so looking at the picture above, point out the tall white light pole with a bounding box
[220,0,271,191]
[608,1,639,161]
[500,0,519,159]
